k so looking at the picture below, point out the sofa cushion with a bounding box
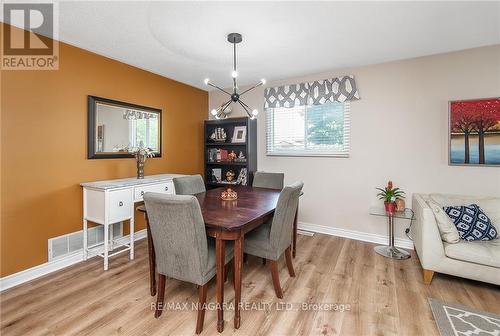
[429,194,500,231]
[426,200,460,243]
[475,199,500,230]
[444,239,500,268]
[443,204,498,241]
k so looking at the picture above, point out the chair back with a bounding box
[270,182,304,254]
[252,171,284,190]
[144,193,208,285]
[173,175,206,195]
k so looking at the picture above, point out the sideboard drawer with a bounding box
[108,189,133,223]
[134,182,174,201]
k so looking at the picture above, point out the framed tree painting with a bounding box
[449,98,500,166]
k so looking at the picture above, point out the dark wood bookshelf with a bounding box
[204,117,257,189]
[205,143,244,147]
[207,161,247,166]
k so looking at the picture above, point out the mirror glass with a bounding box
[88,96,161,159]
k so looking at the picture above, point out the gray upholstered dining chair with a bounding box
[250,171,285,265]
[252,171,285,190]
[143,192,233,334]
[173,175,206,195]
[243,181,304,298]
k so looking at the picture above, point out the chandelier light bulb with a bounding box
[231,70,238,78]
[210,109,217,116]
[204,78,210,85]
[252,109,259,116]
[260,79,266,85]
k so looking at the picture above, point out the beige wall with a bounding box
[209,45,500,240]
[1,24,208,277]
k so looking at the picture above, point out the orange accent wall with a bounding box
[0,24,208,277]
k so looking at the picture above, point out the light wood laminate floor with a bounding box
[1,234,499,335]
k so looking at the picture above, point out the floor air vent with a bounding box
[48,223,123,261]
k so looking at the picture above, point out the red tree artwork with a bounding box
[450,98,500,164]
[450,102,476,163]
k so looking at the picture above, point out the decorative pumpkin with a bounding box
[225,170,236,182]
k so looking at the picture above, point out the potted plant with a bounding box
[376,181,405,214]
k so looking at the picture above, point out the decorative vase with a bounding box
[395,198,405,212]
[384,202,396,214]
[136,154,146,179]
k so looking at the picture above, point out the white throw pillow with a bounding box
[426,199,460,243]
[429,194,500,232]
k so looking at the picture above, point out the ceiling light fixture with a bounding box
[205,33,265,120]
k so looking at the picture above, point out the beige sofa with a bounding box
[412,193,500,285]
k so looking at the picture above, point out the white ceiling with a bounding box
[8,1,500,90]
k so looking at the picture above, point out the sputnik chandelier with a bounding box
[205,33,266,119]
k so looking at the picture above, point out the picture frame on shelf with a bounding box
[211,168,222,182]
[232,126,247,143]
[236,168,248,185]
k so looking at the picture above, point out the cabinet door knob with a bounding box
[141,191,144,196]
[119,201,123,207]
[165,186,169,191]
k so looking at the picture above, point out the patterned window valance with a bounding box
[264,75,360,109]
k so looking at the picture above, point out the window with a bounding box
[266,101,350,157]
[128,117,159,151]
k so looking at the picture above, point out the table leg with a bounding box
[216,237,225,333]
[234,236,243,329]
[292,206,298,258]
[104,222,109,271]
[146,216,156,296]
[109,224,114,251]
[83,219,88,261]
[388,215,395,248]
[374,213,410,260]
[129,217,135,260]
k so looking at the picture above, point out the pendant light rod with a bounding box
[221,100,232,112]
[240,79,266,96]
[206,81,232,96]
[237,100,250,115]
[233,41,237,93]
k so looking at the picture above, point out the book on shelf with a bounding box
[220,149,228,161]
[208,148,218,162]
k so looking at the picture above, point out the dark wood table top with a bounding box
[195,186,280,230]
[137,185,281,232]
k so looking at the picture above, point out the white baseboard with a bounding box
[0,229,147,292]
[298,222,414,250]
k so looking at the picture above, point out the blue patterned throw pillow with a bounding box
[443,204,497,241]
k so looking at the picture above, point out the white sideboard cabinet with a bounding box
[81,174,184,270]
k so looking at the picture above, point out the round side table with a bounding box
[369,207,413,260]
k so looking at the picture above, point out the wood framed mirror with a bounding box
[87,96,162,159]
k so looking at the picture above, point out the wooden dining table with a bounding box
[138,185,281,332]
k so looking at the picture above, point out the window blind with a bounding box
[266,101,350,157]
